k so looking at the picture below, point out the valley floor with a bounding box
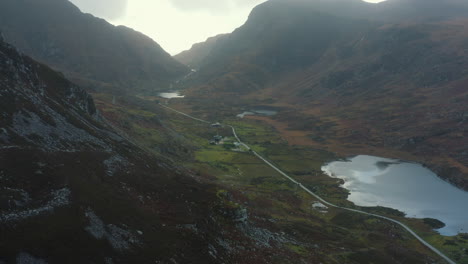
[93,93,468,264]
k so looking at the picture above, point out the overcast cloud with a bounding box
[70,0,128,20]
[168,0,264,14]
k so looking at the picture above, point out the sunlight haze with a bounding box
[70,0,267,55]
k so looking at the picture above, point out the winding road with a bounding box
[159,103,456,264]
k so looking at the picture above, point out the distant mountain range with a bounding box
[0,0,188,94]
[178,0,468,85]
[177,0,468,190]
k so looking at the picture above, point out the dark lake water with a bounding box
[321,155,468,236]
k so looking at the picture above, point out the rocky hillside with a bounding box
[0,37,295,263]
[0,34,202,263]
[181,0,468,190]
[0,0,188,95]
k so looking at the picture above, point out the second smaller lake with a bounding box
[158,91,185,99]
[237,109,278,118]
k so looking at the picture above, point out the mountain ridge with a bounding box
[0,0,188,95]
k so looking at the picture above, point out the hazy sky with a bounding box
[69,0,386,55]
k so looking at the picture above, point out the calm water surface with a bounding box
[237,109,278,118]
[321,155,468,236]
[158,92,185,99]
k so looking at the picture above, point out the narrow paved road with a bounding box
[159,104,210,124]
[159,103,456,264]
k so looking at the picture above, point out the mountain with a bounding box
[184,0,468,90]
[174,34,228,69]
[180,0,468,190]
[0,37,279,263]
[0,0,188,94]
[183,0,374,92]
[0,34,209,263]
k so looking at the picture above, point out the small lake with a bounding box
[158,91,185,99]
[321,155,468,236]
[237,110,278,118]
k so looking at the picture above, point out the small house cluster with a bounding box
[210,135,224,145]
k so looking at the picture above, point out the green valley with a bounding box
[92,92,468,263]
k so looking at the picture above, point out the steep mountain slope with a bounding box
[185,0,468,91]
[181,0,468,190]
[185,0,374,92]
[174,34,228,69]
[175,0,468,75]
[0,35,212,263]
[0,0,188,94]
[0,37,298,263]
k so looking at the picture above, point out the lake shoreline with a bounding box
[322,155,468,236]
